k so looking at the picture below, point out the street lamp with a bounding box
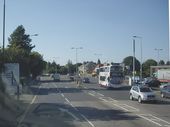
[133,36,143,81]
[71,47,83,76]
[30,34,38,37]
[2,0,6,65]
[155,48,163,65]
[132,38,135,84]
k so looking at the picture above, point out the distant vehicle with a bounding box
[83,77,90,83]
[160,86,170,98]
[144,77,161,88]
[129,85,156,103]
[157,69,170,83]
[51,73,60,81]
[160,83,170,89]
[99,63,124,88]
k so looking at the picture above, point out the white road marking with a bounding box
[113,104,129,112]
[115,104,139,112]
[137,114,162,126]
[70,103,79,112]
[31,95,37,104]
[96,93,104,97]
[65,98,70,103]
[17,85,42,127]
[88,93,95,96]
[148,114,170,125]
[80,114,95,127]
[123,104,139,111]
[59,108,79,121]
[61,93,65,98]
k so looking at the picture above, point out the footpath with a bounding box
[0,80,39,127]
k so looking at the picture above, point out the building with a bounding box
[79,62,96,74]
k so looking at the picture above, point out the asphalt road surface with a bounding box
[17,75,170,127]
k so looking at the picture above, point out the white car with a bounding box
[129,85,156,103]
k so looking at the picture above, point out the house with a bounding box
[79,62,96,74]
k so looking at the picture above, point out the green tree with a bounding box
[29,52,44,79]
[159,60,165,65]
[97,59,101,65]
[122,56,140,75]
[66,60,76,74]
[8,25,35,54]
[143,59,157,77]
[166,61,170,65]
[7,25,36,77]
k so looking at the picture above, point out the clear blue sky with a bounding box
[0,0,169,65]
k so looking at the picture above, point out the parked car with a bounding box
[129,85,156,103]
[160,85,170,98]
[83,77,90,83]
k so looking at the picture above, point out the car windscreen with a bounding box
[140,87,152,92]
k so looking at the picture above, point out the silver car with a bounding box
[160,86,170,98]
[130,85,156,103]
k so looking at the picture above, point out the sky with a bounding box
[0,0,169,65]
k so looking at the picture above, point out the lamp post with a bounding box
[132,38,135,84]
[155,48,163,65]
[133,36,143,81]
[2,0,6,65]
[71,47,83,76]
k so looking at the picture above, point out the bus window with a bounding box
[100,76,106,81]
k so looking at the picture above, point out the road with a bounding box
[17,75,170,127]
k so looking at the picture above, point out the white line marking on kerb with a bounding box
[81,114,95,127]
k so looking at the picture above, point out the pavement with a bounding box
[14,76,170,127]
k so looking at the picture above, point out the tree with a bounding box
[29,52,44,79]
[8,25,35,54]
[122,56,140,75]
[166,61,170,65]
[159,60,165,65]
[6,25,36,77]
[97,59,101,65]
[143,59,157,77]
[66,60,76,74]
